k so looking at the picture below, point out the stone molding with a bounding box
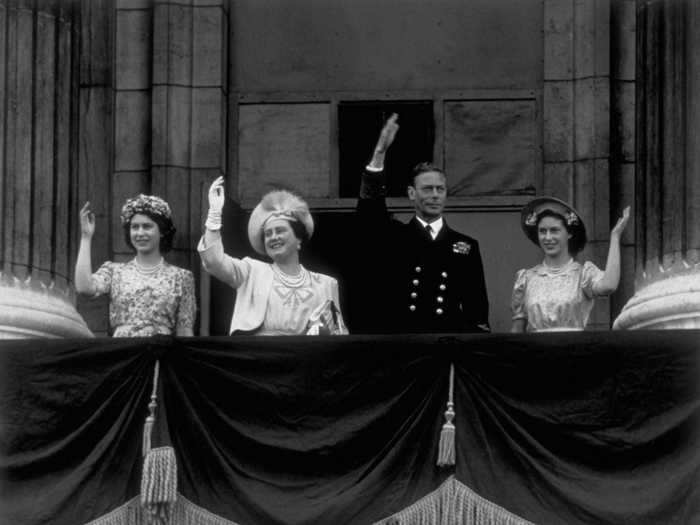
[0,272,93,339]
[613,262,700,330]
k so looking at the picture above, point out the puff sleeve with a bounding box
[581,261,605,298]
[91,261,115,297]
[511,269,528,321]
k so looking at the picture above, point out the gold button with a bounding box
[436,308,444,315]
[412,279,419,286]
[441,271,448,278]
[439,284,446,291]
[409,305,416,311]
[410,292,417,299]
[415,266,422,273]
[437,296,444,303]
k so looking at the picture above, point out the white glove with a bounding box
[205,176,225,231]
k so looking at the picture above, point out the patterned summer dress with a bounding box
[91,259,196,337]
[511,259,605,332]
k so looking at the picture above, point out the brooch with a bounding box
[452,241,471,254]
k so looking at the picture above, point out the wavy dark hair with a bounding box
[123,211,176,254]
[535,209,587,255]
[408,162,447,187]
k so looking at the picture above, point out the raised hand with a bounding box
[611,206,630,239]
[208,176,225,213]
[374,113,399,154]
[79,202,95,238]
[205,176,225,231]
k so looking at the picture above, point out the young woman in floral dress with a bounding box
[75,194,196,337]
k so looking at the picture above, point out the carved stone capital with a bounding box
[613,262,700,330]
[0,272,93,339]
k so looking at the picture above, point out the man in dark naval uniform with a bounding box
[355,113,490,334]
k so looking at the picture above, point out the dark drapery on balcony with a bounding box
[1,332,699,525]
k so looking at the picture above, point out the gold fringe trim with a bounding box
[83,480,531,525]
[82,494,241,525]
[83,496,142,525]
[374,476,534,525]
[173,495,241,525]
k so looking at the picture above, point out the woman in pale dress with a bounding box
[511,197,630,333]
[198,176,347,336]
[74,195,196,337]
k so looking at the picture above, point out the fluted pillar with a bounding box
[614,0,700,329]
[0,0,92,338]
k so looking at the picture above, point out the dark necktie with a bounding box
[425,223,433,239]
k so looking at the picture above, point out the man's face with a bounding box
[408,171,447,221]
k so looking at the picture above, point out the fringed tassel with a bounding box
[140,360,178,525]
[141,446,178,525]
[437,364,455,467]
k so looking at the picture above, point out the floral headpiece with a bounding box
[564,211,580,226]
[120,194,172,225]
[525,210,580,227]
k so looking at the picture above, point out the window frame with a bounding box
[233,88,542,211]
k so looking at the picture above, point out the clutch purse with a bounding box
[305,299,342,335]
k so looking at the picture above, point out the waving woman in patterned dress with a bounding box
[198,177,347,336]
[74,195,196,337]
[511,197,630,333]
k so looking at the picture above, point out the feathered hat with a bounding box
[521,196,587,254]
[247,190,314,255]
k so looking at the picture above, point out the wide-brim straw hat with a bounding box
[247,190,314,255]
[520,196,587,254]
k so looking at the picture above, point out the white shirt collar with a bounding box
[415,216,443,239]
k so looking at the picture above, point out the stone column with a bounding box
[149,0,229,334]
[543,0,613,329]
[0,0,91,338]
[614,0,700,329]
[150,0,228,272]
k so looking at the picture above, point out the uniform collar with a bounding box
[415,216,444,239]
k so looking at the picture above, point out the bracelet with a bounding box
[205,209,222,231]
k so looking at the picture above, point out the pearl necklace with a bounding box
[542,258,573,275]
[272,263,308,288]
[133,257,164,275]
